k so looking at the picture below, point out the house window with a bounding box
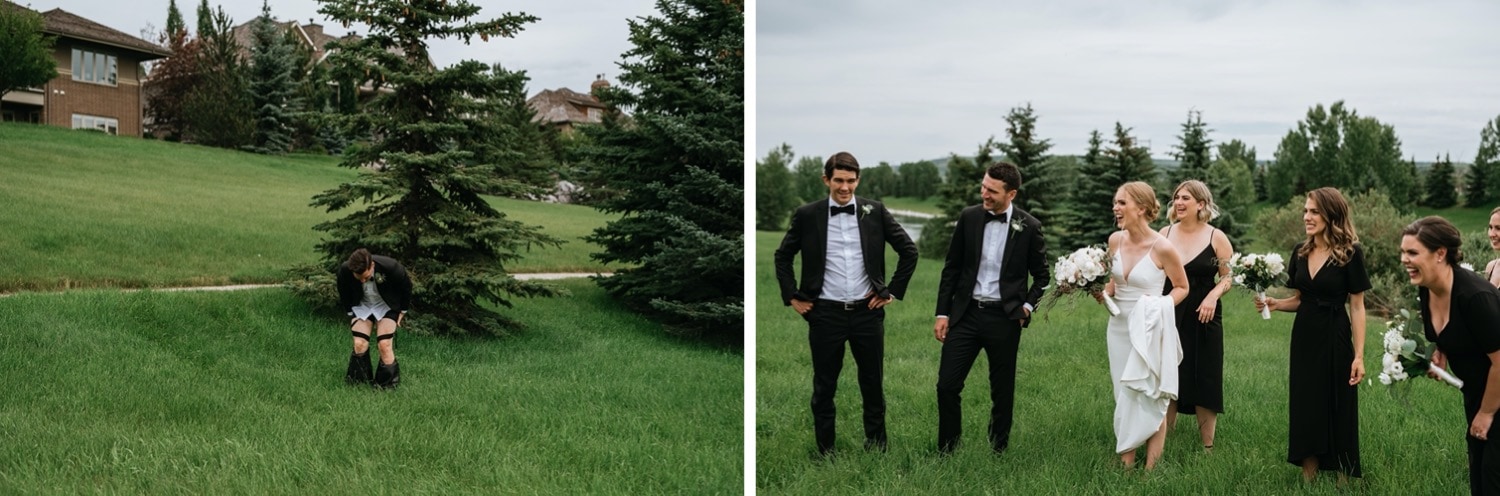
[71,114,119,135]
[71,48,118,86]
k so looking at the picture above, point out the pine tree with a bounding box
[195,0,211,37]
[1477,116,1500,205]
[995,103,1053,210]
[1466,156,1491,207]
[1073,129,1120,246]
[1425,154,1458,208]
[165,0,186,38]
[1170,109,1213,184]
[244,1,300,154]
[1107,122,1157,186]
[306,0,562,335]
[578,0,743,340]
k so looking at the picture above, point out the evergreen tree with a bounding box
[918,151,985,259]
[0,5,57,99]
[307,0,562,335]
[245,0,301,154]
[1072,129,1119,247]
[756,143,798,231]
[165,0,186,38]
[480,64,556,197]
[1425,154,1458,208]
[995,103,1053,212]
[897,160,941,200]
[1107,122,1156,186]
[578,0,743,339]
[1170,109,1213,184]
[1467,155,1492,207]
[183,6,251,148]
[1217,139,1261,201]
[195,0,212,37]
[1477,116,1500,204]
[1205,158,1254,246]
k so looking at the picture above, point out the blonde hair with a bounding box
[1299,187,1359,265]
[1118,181,1160,221]
[1169,180,1221,223]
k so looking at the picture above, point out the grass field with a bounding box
[0,123,615,292]
[755,231,1470,494]
[1416,205,1496,234]
[0,279,741,493]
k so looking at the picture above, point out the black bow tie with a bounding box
[987,212,1009,223]
[831,204,856,216]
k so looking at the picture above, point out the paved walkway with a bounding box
[0,272,611,298]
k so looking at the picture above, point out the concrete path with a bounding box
[0,272,612,298]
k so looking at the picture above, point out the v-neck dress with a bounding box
[1284,242,1371,476]
[1165,241,1224,414]
[1421,267,1500,494]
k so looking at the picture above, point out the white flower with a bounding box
[1266,253,1284,267]
[1382,353,1396,368]
[1461,262,1475,272]
[1233,274,1245,285]
[860,204,873,219]
[1011,221,1024,233]
[1378,373,1392,385]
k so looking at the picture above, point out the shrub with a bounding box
[1252,190,1415,315]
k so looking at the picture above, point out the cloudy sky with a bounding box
[32,0,659,97]
[758,0,1500,165]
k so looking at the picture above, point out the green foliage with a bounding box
[194,0,211,37]
[165,0,185,37]
[1476,116,1500,205]
[756,143,798,231]
[918,150,985,259]
[996,103,1054,211]
[1466,156,1492,207]
[1424,154,1458,209]
[183,6,252,148]
[310,0,562,336]
[896,159,941,200]
[1106,122,1157,186]
[1070,129,1118,249]
[244,1,302,155]
[1169,109,1213,184]
[793,155,825,204]
[1218,139,1264,202]
[1206,157,1254,247]
[1252,191,1416,314]
[860,162,897,200]
[466,64,557,198]
[578,0,743,340]
[1266,102,1413,211]
[0,4,58,98]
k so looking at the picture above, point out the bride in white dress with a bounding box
[1102,182,1190,470]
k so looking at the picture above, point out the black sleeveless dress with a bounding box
[1165,242,1224,414]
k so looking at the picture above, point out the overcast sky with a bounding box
[32,0,658,97]
[758,0,1500,165]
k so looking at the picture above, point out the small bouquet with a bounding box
[1379,308,1463,390]
[1229,252,1286,320]
[1048,245,1118,316]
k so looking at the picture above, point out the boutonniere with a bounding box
[860,204,873,219]
[373,272,387,284]
[1011,219,1025,233]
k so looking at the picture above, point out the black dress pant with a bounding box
[936,301,1022,453]
[1467,433,1500,495]
[807,300,886,454]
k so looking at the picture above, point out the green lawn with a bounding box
[0,123,615,292]
[877,196,942,216]
[1416,205,1496,234]
[756,232,1468,494]
[0,279,741,493]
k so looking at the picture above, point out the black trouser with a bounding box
[1467,433,1500,494]
[936,300,1022,453]
[806,298,886,454]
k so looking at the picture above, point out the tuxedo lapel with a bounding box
[810,204,830,269]
[1000,210,1023,271]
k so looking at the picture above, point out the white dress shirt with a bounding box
[822,198,872,302]
[972,205,1013,300]
[351,280,393,320]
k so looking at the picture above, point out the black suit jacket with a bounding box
[336,254,413,315]
[934,205,1049,327]
[773,197,919,305]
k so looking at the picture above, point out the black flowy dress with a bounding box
[1165,241,1224,415]
[1284,242,1370,477]
[1421,267,1500,494]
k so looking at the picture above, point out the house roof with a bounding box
[527,87,607,125]
[14,4,173,59]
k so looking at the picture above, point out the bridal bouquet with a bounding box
[1229,252,1286,320]
[1048,245,1118,316]
[1379,309,1463,391]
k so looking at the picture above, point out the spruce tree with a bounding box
[165,0,186,38]
[1170,109,1213,184]
[1425,154,1458,208]
[307,0,561,335]
[1466,156,1491,207]
[1107,122,1157,186]
[1477,116,1500,204]
[245,0,300,154]
[578,0,743,339]
[995,103,1052,210]
[1073,129,1119,247]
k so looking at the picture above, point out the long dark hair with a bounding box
[1299,187,1358,266]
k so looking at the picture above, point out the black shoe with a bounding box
[374,360,400,389]
[345,352,372,385]
[864,438,888,453]
[937,441,957,456]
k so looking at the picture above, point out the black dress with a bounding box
[1164,240,1224,414]
[1284,243,1370,476]
[1421,267,1500,494]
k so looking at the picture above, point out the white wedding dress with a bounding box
[1106,249,1182,454]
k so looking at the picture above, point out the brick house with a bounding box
[0,2,171,136]
[527,75,612,134]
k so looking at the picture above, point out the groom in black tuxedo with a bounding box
[774,151,919,456]
[933,161,1049,454]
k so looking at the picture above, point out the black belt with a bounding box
[818,297,871,311]
[971,299,1005,310]
[1305,298,1342,311]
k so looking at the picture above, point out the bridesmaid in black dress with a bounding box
[1256,187,1368,484]
[1401,216,1500,495]
[1484,207,1500,287]
[1160,180,1233,451]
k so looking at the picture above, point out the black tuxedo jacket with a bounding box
[935,205,1049,327]
[336,254,413,315]
[773,197,919,305]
